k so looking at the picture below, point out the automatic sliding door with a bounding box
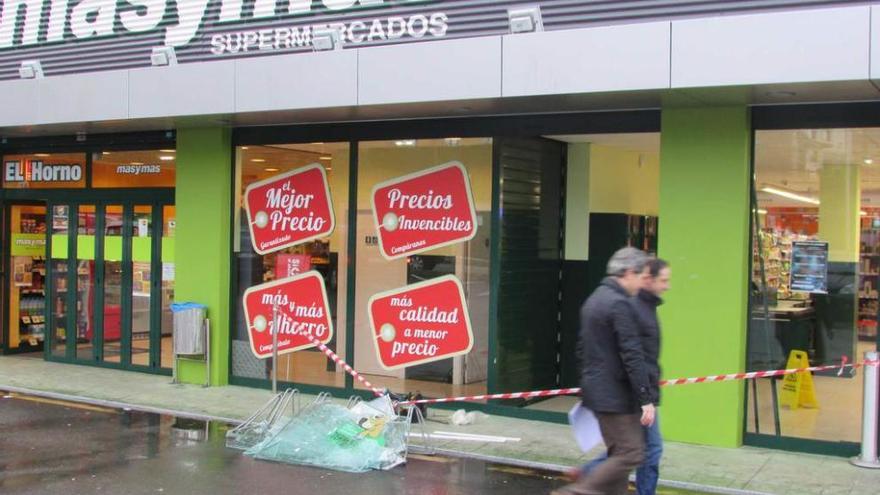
[130,205,153,367]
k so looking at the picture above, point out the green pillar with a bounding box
[819,164,860,263]
[175,127,232,386]
[658,106,751,447]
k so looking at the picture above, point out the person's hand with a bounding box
[641,404,655,427]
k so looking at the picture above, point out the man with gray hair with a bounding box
[553,247,655,495]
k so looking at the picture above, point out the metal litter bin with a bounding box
[171,303,210,386]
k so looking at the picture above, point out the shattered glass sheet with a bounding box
[245,395,408,473]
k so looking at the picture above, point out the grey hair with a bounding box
[607,247,649,277]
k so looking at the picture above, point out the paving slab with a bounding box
[2,355,878,495]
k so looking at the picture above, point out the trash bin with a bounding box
[170,302,210,387]
[171,302,207,355]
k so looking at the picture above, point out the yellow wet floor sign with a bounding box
[780,350,819,410]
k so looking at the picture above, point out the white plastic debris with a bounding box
[449,409,488,426]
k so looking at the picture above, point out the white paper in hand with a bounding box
[568,402,603,453]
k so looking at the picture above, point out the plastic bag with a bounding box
[244,395,407,472]
[449,409,488,426]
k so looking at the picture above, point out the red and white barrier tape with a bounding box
[398,357,880,406]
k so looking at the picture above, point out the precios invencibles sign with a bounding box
[0,0,445,55]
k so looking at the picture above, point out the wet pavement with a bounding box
[0,392,712,495]
[0,392,572,494]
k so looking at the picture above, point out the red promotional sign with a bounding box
[244,164,335,255]
[368,275,473,370]
[275,254,312,280]
[371,161,477,260]
[242,271,333,359]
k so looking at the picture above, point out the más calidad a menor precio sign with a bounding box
[367,275,473,371]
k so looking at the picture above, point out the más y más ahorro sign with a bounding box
[0,0,442,53]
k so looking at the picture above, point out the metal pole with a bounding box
[272,302,279,395]
[852,351,880,468]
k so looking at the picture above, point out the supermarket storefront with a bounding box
[2,0,880,456]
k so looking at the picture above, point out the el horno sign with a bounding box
[244,164,335,255]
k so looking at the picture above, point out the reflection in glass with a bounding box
[131,206,153,367]
[50,205,69,357]
[75,206,96,360]
[104,206,124,364]
[7,205,47,355]
[747,128,874,443]
[231,143,349,388]
[353,138,492,399]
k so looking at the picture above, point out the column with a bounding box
[175,127,232,386]
[658,106,751,447]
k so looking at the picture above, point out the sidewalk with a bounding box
[1,355,878,495]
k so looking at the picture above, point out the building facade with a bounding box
[1,0,879,456]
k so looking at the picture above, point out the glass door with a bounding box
[47,200,174,372]
[4,203,47,355]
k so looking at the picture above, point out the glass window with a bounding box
[8,205,47,353]
[748,128,876,443]
[103,205,124,364]
[3,153,86,189]
[353,138,492,399]
[231,143,349,388]
[92,150,176,188]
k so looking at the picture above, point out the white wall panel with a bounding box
[672,6,870,87]
[358,37,502,105]
[503,23,671,97]
[130,62,236,118]
[235,51,358,113]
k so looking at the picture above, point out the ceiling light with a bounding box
[444,137,462,147]
[757,209,768,215]
[320,156,332,160]
[311,142,324,145]
[151,46,177,66]
[394,140,416,147]
[130,162,143,166]
[241,146,249,150]
[18,60,43,79]
[159,156,175,161]
[865,158,873,165]
[508,5,543,34]
[264,167,279,172]
[761,186,820,205]
[861,211,868,216]
[34,153,50,157]
[159,149,175,153]
[251,158,266,163]
[102,151,111,155]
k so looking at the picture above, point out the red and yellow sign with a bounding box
[371,161,477,260]
[368,275,473,370]
[244,164,335,255]
[241,271,333,359]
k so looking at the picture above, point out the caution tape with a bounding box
[300,331,385,397]
[398,357,880,406]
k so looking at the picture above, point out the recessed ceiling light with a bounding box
[241,146,249,150]
[264,167,279,172]
[159,156,175,161]
[865,158,874,165]
[311,142,324,145]
[159,149,175,153]
[320,156,332,160]
[102,151,111,155]
[251,158,266,163]
[34,153,50,157]
[394,140,416,147]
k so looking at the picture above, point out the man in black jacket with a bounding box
[630,258,670,495]
[554,247,655,495]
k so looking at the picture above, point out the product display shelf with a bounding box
[858,225,880,341]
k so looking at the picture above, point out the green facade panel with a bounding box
[175,128,232,386]
[658,106,751,448]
